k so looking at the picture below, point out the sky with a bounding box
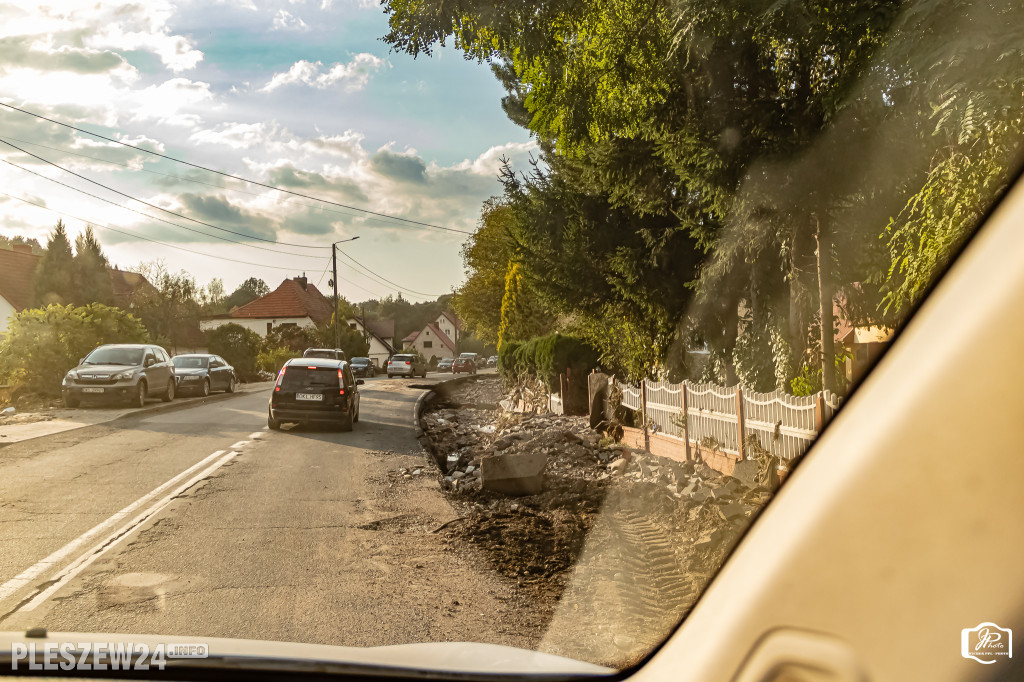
[0,0,536,302]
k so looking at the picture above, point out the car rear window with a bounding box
[280,367,340,390]
[392,355,413,362]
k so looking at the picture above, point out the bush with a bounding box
[0,304,149,396]
[206,323,262,381]
[257,346,294,375]
[498,333,598,391]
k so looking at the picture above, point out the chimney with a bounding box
[296,275,307,290]
[11,244,32,254]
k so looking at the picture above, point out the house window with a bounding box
[423,341,432,349]
[266,322,272,334]
[350,323,357,329]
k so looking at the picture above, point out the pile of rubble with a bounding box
[418,376,776,667]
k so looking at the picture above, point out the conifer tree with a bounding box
[32,220,75,306]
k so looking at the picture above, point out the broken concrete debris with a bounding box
[480,450,546,496]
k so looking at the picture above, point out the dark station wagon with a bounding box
[268,358,363,431]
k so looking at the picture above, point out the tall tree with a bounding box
[72,226,114,307]
[454,199,517,346]
[33,220,76,306]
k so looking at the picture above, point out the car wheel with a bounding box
[387,374,392,378]
[353,405,360,423]
[267,410,281,430]
[226,376,235,393]
[131,381,147,408]
[161,379,175,402]
[64,396,79,408]
[200,378,210,397]
[339,413,353,432]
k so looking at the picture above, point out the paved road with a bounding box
[0,371,537,650]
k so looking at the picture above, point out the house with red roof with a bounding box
[401,311,463,362]
[0,244,156,334]
[200,276,334,337]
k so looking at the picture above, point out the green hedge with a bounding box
[498,333,598,391]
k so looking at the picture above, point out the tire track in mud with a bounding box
[609,511,697,624]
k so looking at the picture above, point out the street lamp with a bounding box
[329,236,360,349]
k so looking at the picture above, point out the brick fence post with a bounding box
[736,385,746,460]
[641,380,650,452]
[815,392,825,433]
[681,380,691,461]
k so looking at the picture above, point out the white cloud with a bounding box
[131,78,213,122]
[260,54,384,93]
[272,9,309,31]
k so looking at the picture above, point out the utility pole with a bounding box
[332,243,340,349]
[329,236,359,350]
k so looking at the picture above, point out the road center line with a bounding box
[17,450,241,613]
[0,449,227,605]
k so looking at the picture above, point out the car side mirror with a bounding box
[145,358,155,367]
[356,379,364,385]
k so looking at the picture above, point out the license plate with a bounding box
[296,393,324,401]
[81,387,104,393]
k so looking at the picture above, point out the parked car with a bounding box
[487,355,498,367]
[452,357,477,375]
[172,354,236,396]
[62,343,176,408]
[387,353,427,378]
[349,357,375,378]
[437,357,454,372]
[268,358,362,431]
[302,348,347,361]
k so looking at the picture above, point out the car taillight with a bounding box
[275,366,286,391]
[406,361,411,365]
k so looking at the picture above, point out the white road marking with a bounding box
[230,440,250,449]
[0,450,227,604]
[249,432,264,440]
[18,451,240,612]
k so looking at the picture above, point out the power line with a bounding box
[0,101,473,235]
[0,138,331,250]
[0,135,446,233]
[336,248,445,298]
[0,155,324,259]
[2,158,443,301]
[0,191,328,272]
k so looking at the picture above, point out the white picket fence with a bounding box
[615,377,841,461]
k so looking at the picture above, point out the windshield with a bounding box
[172,356,208,369]
[0,0,1020,677]
[83,347,144,366]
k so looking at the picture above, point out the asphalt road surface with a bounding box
[0,372,541,651]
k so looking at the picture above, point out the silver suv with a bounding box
[62,344,176,408]
[387,354,427,378]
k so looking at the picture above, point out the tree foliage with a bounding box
[132,264,201,354]
[71,226,114,307]
[207,323,263,381]
[388,0,1024,389]
[0,304,149,396]
[224,277,271,311]
[32,221,76,306]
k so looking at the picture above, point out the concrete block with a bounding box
[481,450,547,496]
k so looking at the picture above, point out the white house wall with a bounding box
[434,315,459,346]
[0,296,15,335]
[199,317,315,337]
